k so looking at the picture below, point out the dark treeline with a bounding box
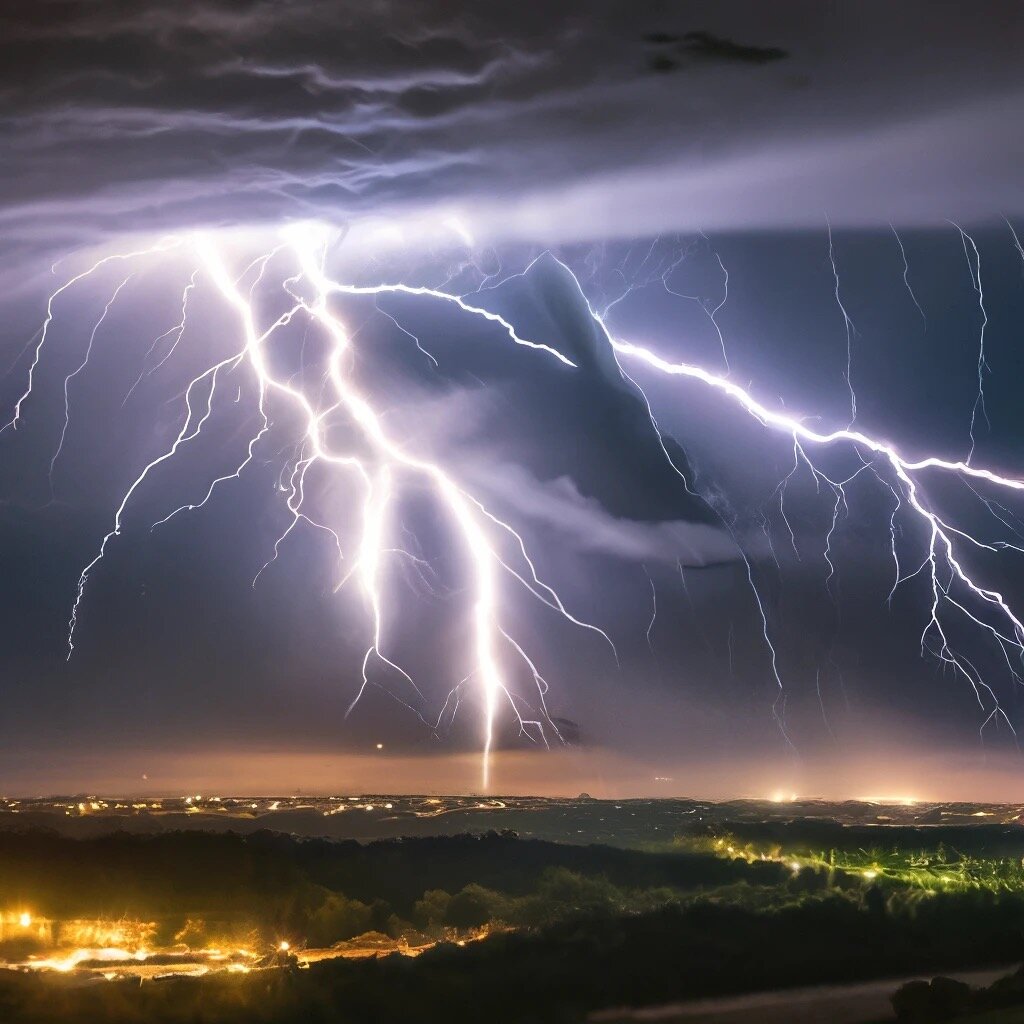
[0,827,786,921]
[0,827,793,952]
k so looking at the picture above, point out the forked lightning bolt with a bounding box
[8,223,1024,787]
[21,227,616,790]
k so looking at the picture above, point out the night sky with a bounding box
[2,2,1024,798]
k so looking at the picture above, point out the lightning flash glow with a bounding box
[7,223,1024,785]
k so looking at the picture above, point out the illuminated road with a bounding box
[590,966,1012,1024]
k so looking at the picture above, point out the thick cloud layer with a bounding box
[3,1,1024,251]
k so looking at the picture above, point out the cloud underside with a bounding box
[1,1,1022,249]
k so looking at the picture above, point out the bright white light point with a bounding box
[375,743,383,750]
[789,862,801,873]
[19,913,31,928]
[279,941,290,952]
[863,869,878,880]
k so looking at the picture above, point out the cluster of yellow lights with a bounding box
[0,905,501,981]
[323,800,394,817]
[0,915,264,978]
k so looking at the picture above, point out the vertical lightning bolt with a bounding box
[48,228,614,790]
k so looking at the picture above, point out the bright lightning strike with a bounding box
[20,226,615,791]
[9,222,1024,787]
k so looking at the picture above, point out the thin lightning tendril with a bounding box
[951,222,990,463]
[50,273,134,485]
[122,267,200,405]
[826,217,858,425]
[890,224,927,329]
[3,237,181,433]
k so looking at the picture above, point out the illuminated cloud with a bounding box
[1,2,1021,251]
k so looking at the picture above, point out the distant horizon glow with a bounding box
[1,742,1022,804]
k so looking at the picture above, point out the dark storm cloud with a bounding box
[357,251,739,567]
[646,31,789,73]
[2,1,1023,251]
[679,31,787,65]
